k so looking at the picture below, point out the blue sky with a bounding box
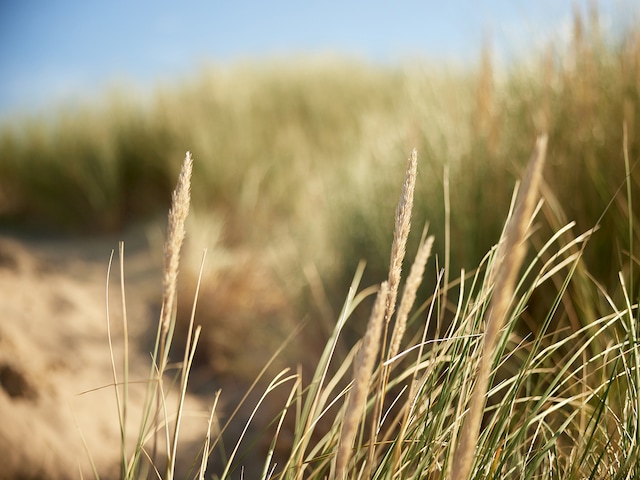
[0,1,637,118]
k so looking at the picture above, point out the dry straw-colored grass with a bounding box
[106,128,640,479]
[451,134,548,480]
[158,151,193,371]
[385,148,418,329]
[336,149,422,479]
[335,135,547,478]
[335,280,389,478]
[156,151,194,476]
[388,226,435,361]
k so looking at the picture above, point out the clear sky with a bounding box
[0,0,637,118]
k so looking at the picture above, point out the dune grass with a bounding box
[1,4,640,478]
[0,8,638,316]
[107,132,640,478]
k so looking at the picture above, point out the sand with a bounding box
[0,228,212,479]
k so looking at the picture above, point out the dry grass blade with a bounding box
[364,149,418,476]
[151,151,193,474]
[159,151,194,367]
[167,249,207,479]
[104,249,127,473]
[386,148,418,325]
[388,226,434,361]
[198,393,221,480]
[335,281,389,479]
[451,135,548,480]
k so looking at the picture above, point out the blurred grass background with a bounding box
[0,8,638,379]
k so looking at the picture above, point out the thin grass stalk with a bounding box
[448,310,484,477]
[130,308,164,477]
[148,355,172,475]
[573,357,619,478]
[391,308,442,472]
[376,148,419,371]
[73,412,101,480]
[623,122,634,304]
[385,148,418,329]
[393,269,452,474]
[335,280,389,479]
[208,321,307,466]
[619,271,640,447]
[198,392,221,480]
[153,151,193,473]
[514,314,627,477]
[118,241,130,475]
[179,249,207,391]
[441,163,451,330]
[297,339,363,475]
[383,228,434,474]
[167,325,201,478]
[261,377,301,480]
[451,135,547,480]
[167,250,207,479]
[219,369,297,480]
[105,249,127,477]
[159,151,193,371]
[289,262,369,478]
[388,226,434,360]
[367,149,418,474]
[139,449,163,480]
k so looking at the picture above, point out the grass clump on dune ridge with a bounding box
[112,136,640,478]
[2,7,637,322]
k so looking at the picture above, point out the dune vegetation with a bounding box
[1,6,640,479]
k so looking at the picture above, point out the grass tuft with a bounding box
[101,131,640,479]
[451,134,547,480]
[335,280,389,479]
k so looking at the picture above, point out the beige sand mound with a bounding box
[0,232,210,479]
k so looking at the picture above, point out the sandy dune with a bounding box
[0,229,213,479]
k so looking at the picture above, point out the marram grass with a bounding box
[101,137,640,478]
[1,8,638,308]
[451,135,547,480]
[8,6,634,477]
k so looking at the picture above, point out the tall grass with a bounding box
[106,152,208,479]
[451,135,547,480]
[2,4,640,478]
[107,130,640,478]
[2,7,636,322]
